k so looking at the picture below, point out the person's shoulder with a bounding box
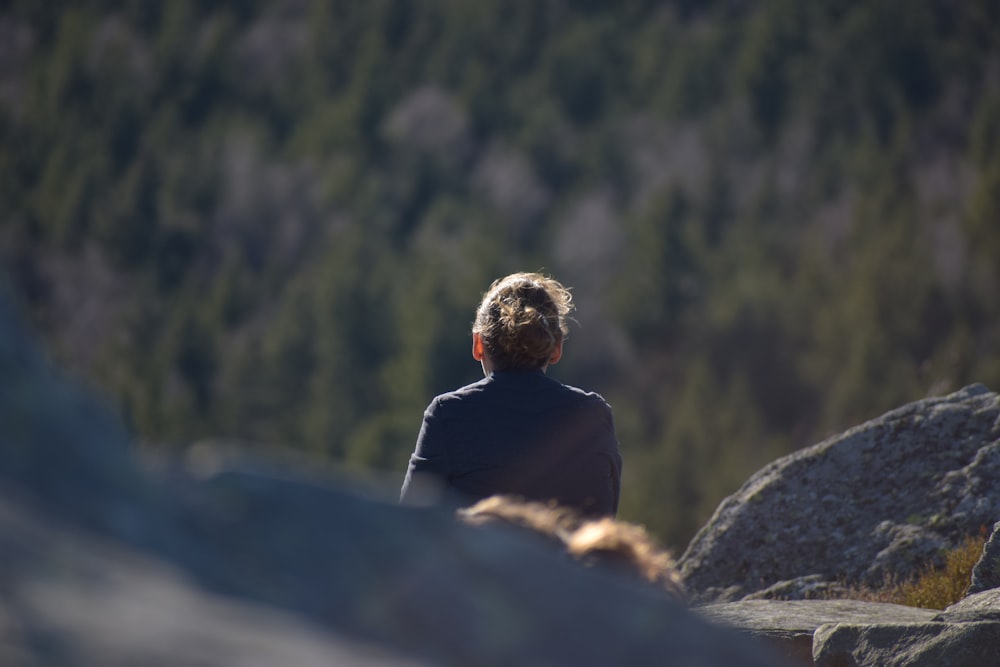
[552,379,613,410]
[429,375,494,410]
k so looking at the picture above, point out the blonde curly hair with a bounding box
[458,496,687,601]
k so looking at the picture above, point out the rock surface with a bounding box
[698,599,939,634]
[678,384,1000,603]
[741,575,853,602]
[701,594,1000,667]
[697,600,938,666]
[0,291,789,666]
[936,588,1000,622]
[968,520,1000,595]
[0,496,429,667]
[812,619,1000,667]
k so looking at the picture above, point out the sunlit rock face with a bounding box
[968,521,1000,595]
[679,383,1000,604]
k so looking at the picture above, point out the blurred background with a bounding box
[1,0,998,552]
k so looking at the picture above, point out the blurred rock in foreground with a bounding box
[0,289,788,667]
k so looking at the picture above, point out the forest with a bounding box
[2,0,999,550]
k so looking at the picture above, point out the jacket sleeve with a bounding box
[602,402,623,516]
[399,399,452,505]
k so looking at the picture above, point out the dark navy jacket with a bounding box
[400,369,622,516]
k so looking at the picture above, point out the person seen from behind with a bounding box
[400,272,622,517]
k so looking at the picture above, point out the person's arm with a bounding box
[602,403,623,516]
[399,399,452,505]
[608,452,622,517]
[579,398,622,517]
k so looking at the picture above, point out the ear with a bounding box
[548,339,563,366]
[472,332,485,361]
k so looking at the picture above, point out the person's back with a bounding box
[400,272,622,517]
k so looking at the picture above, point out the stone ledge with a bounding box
[698,597,1000,666]
[696,599,941,666]
[697,599,939,634]
[813,620,1000,667]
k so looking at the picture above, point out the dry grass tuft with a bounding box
[837,533,987,610]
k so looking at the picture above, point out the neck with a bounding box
[485,365,548,376]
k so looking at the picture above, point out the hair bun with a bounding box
[473,273,574,371]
